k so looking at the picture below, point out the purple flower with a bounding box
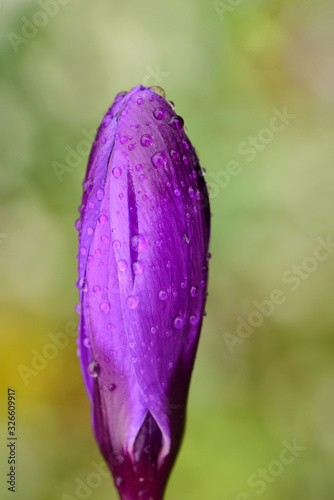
[75,85,210,500]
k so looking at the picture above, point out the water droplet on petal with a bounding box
[174,188,181,196]
[170,149,180,159]
[127,295,139,309]
[132,261,144,275]
[99,214,108,225]
[83,337,91,348]
[188,187,195,198]
[136,164,143,171]
[190,314,200,326]
[78,278,88,291]
[168,115,184,130]
[96,188,104,201]
[100,302,110,314]
[182,138,189,150]
[152,152,168,168]
[113,240,121,250]
[139,173,146,182]
[190,285,199,297]
[115,91,127,103]
[108,383,117,392]
[120,136,128,144]
[158,288,168,300]
[140,134,153,147]
[137,97,145,105]
[168,361,174,369]
[130,234,147,252]
[150,86,166,98]
[117,259,127,272]
[112,166,122,178]
[108,323,115,332]
[75,303,81,314]
[87,360,100,378]
[87,227,93,235]
[75,218,82,231]
[93,285,101,293]
[153,107,167,120]
[173,314,184,329]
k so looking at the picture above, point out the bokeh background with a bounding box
[1,0,334,499]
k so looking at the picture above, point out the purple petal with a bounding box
[76,85,210,499]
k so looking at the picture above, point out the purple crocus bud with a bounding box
[75,85,210,500]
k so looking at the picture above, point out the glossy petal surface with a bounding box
[76,85,210,500]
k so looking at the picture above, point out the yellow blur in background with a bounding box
[1,0,334,499]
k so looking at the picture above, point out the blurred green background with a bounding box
[1,0,334,499]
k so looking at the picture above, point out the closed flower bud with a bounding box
[76,85,210,500]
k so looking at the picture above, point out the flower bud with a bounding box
[76,85,210,500]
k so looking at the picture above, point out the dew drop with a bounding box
[128,143,135,151]
[188,187,195,198]
[93,285,101,293]
[136,164,143,171]
[190,285,199,297]
[75,303,81,314]
[137,97,145,105]
[174,188,181,197]
[190,314,200,326]
[108,383,117,392]
[140,134,153,147]
[151,326,157,334]
[88,202,95,209]
[87,360,100,378]
[158,288,168,301]
[117,259,127,272]
[139,173,146,182]
[108,323,115,332]
[182,155,189,165]
[182,138,189,150]
[100,302,110,314]
[83,337,91,348]
[132,261,144,275]
[170,149,180,159]
[120,136,128,144]
[75,218,82,231]
[101,235,108,242]
[112,166,122,178]
[127,295,139,309]
[78,278,88,291]
[150,86,166,98]
[173,314,184,329]
[115,91,127,103]
[99,214,108,225]
[87,227,93,235]
[168,115,184,130]
[113,240,121,250]
[153,107,167,120]
[115,477,123,487]
[96,188,104,201]
[168,361,174,369]
[152,152,168,168]
[130,234,147,252]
